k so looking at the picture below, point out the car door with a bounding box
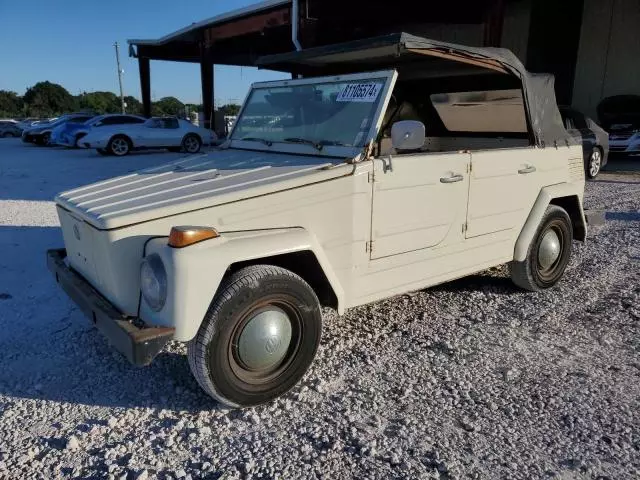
[465,146,554,238]
[370,151,471,259]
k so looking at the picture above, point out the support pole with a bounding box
[138,57,151,118]
[200,49,215,132]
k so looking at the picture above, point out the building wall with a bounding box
[501,0,532,63]
[573,0,640,118]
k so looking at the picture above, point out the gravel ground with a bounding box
[0,138,638,480]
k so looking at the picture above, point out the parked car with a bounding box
[0,120,22,138]
[51,114,146,148]
[597,95,640,154]
[48,33,587,408]
[22,114,95,145]
[80,116,216,156]
[559,106,608,178]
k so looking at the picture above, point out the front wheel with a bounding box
[586,147,602,179]
[510,205,573,291]
[188,265,322,408]
[182,134,202,154]
[107,135,131,156]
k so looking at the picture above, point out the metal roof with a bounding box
[127,0,291,47]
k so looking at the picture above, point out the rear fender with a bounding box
[141,228,344,341]
[513,184,587,262]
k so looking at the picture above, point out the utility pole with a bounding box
[113,42,126,113]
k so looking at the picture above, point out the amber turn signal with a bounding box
[168,226,219,248]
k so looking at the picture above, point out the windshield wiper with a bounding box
[241,137,273,146]
[283,137,323,151]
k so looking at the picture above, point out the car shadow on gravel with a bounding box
[430,272,517,294]
[0,225,220,412]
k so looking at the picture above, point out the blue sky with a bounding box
[0,0,288,105]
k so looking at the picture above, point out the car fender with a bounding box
[513,183,587,262]
[142,227,345,341]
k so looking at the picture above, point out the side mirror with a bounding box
[391,120,426,151]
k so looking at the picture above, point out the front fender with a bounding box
[141,228,344,341]
[513,183,586,262]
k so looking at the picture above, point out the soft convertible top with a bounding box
[257,32,575,148]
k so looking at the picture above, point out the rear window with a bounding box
[430,89,528,133]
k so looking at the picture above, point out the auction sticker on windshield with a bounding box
[337,83,383,103]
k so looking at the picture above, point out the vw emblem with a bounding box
[73,224,81,240]
[264,336,282,355]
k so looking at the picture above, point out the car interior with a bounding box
[375,74,533,157]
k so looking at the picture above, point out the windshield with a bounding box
[230,76,389,148]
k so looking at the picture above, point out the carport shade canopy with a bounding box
[256,32,575,148]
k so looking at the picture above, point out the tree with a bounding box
[23,81,76,117]
[124,96,143,115]
[218,103,241,116]
[153,96,184,116]
[76,91,120,114]
[0,90,23,117]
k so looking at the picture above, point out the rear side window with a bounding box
[162,118,179,129]
[430,89,528,133]
[124,116,145,124]
[100,116,123,125]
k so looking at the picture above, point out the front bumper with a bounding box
[47,248,175,366]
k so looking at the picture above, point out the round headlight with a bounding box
[140,254,167,311]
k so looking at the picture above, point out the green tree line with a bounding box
[0,81,240,119]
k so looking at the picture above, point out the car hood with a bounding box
[55,149,353,230]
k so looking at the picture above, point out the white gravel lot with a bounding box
[0,138,638,480]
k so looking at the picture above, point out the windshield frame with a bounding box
[228,70,397,158]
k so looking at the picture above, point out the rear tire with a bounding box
[510,205,573,291]
[107,135,131,156]
[586,147,602,179]
[2,132,14,138]
[187,265,322,408]
[74,133,87,149]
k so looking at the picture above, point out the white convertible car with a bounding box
[80,117,217,156]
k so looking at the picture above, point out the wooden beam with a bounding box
[203,8,290,45]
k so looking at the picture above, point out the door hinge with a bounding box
[467,162,472,174]
[462,223,468,234]
[368,171,375,183]
[366,240,374,253]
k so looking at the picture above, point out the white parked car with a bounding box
[80,117,217,156]
[48,34,587,408]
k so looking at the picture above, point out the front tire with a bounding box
[188,265,322,408]
[586,147,602,179]
[74,133,87,149]
[107,135,131,156]
[510,205,573,291]
[182,134,202,154]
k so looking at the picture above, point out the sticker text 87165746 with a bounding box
[337,83,383,103]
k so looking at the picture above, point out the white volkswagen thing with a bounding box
[48,34,587,408]
[80,116,217,156]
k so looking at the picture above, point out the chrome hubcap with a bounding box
[237,307,292,372]
[538,229,561,270]
[112,138,128,155]
[185,137,199,152]
[589,150,601,177]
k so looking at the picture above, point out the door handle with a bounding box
[518,165,536,174]
[440,174,464,184]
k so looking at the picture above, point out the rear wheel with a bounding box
[74,133,87,148]
[586,147,602,179]
[37,132,51,146]
[510,205,573,291]
[182,134,202,154]
[187,265,322,408]
[1,132,14,138]
[107,135,131,156]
